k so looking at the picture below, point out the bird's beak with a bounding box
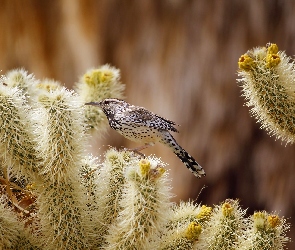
[85,101,102,106]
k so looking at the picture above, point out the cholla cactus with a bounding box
[75,65,125,133]
[105,157,172,249]
[4,68,40,102]
[238,43,295,143]
[158,202,210,249]
[197,199,247,249]
[239,211,290,250]
[0,196,22,248]
[0,66,290,249]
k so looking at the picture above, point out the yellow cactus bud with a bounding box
[37,79,61,92]
[267,214,280,228]
[267,43,279,54]
[238,54,255,71]
[139,159,151,177]
[149,166,166,180]
[155,166,166,176]
[83,69,114,85]
[196,205,212,221]
[253,211,266,229]
[185,222,201,241]
[266,53,281,68]
[222,202,233,217]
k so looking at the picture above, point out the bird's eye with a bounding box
[104,100,110,105]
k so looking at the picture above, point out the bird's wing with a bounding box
[120,106,179,132]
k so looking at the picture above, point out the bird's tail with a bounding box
[161,131,206,178]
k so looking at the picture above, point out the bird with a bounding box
[85,98,205,178]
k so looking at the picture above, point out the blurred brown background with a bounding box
[0,0,294,246]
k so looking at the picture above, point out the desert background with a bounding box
[0,0,294,247]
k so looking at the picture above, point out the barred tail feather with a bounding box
[161,131,206,178]
[174,145,206,178]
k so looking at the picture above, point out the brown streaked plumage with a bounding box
[86,98,205,178]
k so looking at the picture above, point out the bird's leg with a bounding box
[124,142,155,157]
[132,142,155,152]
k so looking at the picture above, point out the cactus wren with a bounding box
[86,99,205,178]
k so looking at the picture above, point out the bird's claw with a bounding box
[120,147,146,158]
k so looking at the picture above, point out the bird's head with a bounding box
[85,98,127,114]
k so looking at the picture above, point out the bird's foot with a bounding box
[125,148,146,158]
[121,143,155,158]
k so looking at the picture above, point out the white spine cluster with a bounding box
[4,68,40,102]
[0,196,22,248]
[0,79,40,180]
[32,88,90,249]
[93,149,130,247]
